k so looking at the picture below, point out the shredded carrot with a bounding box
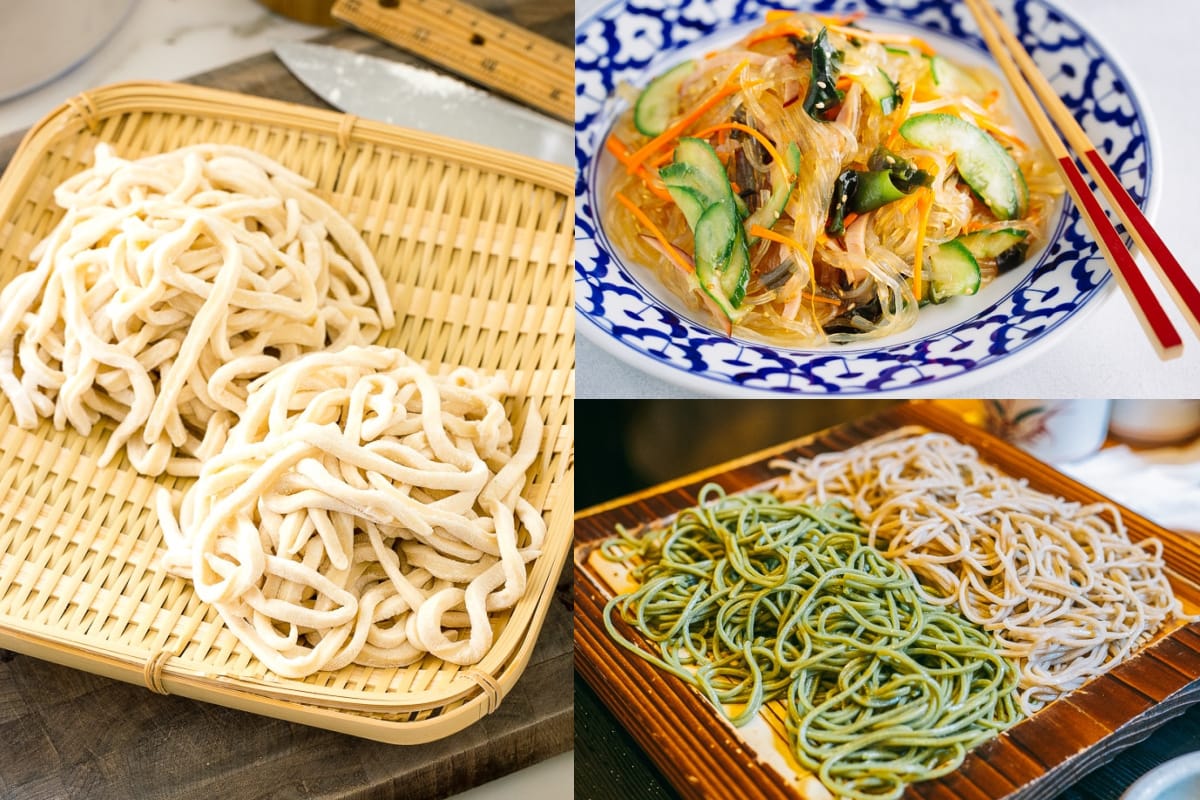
[648,148,675,168]
[747,226,838,308]
[616,191,694,275]
[841,212,859,231]
[805,291,839,306]
[816,11,867,27]
[606,134,636,168]
[912,189,933,301]
[692,122,790,180]
[836,75,854,93]
[626,61,752,170]
[764,9,794,23]
[825,24,936,55]
[607,135,673,201]
[749,224,805,253]
[639,169,674,201]
[978,118,1028,151]
[746,26,807,48]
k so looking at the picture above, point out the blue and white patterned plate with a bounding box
[575,0,1152,395]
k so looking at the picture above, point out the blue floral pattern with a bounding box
[575,0,1151,394]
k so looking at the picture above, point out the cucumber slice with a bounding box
[860,67,901,115]
[732,192,750,218]
[956,228,1028,260]
[957,228,1031,274]
[664,138,736,206]
[928,55,986,99]
[928,239,981,303]
[745,142,802,235]
[664,184,708,230]
[634,60,697,136]
[900,113,1024,220]
[695,201,748,320]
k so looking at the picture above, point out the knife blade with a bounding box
[275,42,572,168]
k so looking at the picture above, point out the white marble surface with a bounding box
[0,1,573,798]
[576,0,1200,399]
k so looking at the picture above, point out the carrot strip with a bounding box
[841,212,859,231]
[746,25,810,48]
[692,122,790,180]
[816,11,867,27]
[749,224,805,252]
[606,134,636,168]
[616,192,694,275]
[912,189,933,301]
[764,10,794,23]
[607,135,673,201]
[747,226,838,308]
[648,148,676,168]
[639,170,674,202]
[627,61,752,170]
[978,118,1028,151]
[825,24,936,55]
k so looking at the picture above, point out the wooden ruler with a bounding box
[331,0,572,122]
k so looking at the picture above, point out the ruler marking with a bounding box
[331,0,572,120]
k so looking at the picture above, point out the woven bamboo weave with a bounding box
[0,82,574,743]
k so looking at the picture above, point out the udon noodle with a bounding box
[772,427,1184,713]
[158,345,545,678]
[0,144,393,476]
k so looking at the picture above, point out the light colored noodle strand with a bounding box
[772,427,1184,713]
[0,144,394,476]
[157,345,545,678]
[602,486,1021,800]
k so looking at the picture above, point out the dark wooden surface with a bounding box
[0,1,573,798]
[575,674,1200,800]
[573,401,1200,800]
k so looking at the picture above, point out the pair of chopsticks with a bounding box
[963,0,1200,360]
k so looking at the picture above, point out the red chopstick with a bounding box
[964,0,1191,360]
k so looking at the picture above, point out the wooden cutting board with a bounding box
[0,2,573,798]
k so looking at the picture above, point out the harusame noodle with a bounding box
[602,486,1022,800]
[603,11,1061,343]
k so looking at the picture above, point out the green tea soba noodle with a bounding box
[602,486,1022,800]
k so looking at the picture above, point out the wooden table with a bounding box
[573,399,1200,800]
[0,2,573,798]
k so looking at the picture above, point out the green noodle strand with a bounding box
[602,484,1023,800]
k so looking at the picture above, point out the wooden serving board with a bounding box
[575,401,1200,800]
[0,2,573,797]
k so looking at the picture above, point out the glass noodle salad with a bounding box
[603,11,1063,343]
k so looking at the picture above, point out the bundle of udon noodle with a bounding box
[773,427,1185,714]
[0,144,393,476]
[158,346,546,678]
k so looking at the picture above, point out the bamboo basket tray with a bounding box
[0,81,574,744]
[575,402,1200,799]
